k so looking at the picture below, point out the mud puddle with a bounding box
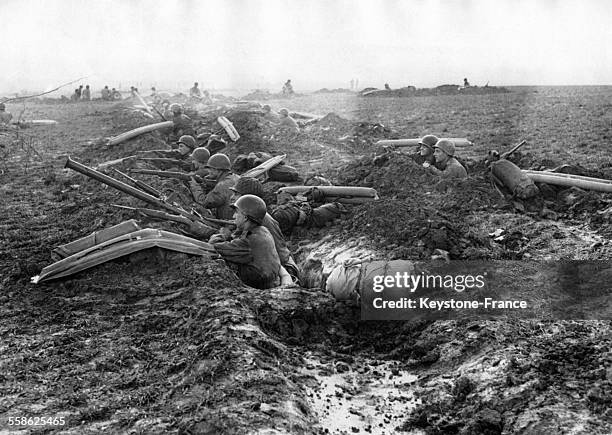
[298,352,423,434]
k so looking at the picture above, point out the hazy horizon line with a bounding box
[3,83,612,98]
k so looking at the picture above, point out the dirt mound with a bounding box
[337,199,490,260]
[402,320,611,434]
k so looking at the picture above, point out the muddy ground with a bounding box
[1,88,611,434]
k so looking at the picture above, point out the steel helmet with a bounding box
[191,147,211,163]
[230,176,264,197]
[0,102,5,110]
[178,135,197,150]
[234,194,267,225]
[206,153,231,170]
[278,108,289,116]
[434,139,456,157]
[169,103,183,114]
[419,134,439,150]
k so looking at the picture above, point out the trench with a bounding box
[251,235,429,434]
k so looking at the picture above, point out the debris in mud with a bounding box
[3,89,612,435]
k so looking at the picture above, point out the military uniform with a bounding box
[171,113,195,140]
[279,116,299,132]
[190,86,202,99]
[438,157,468,179]
[201,172,240,220]
[262,212,298,274]
[411,152,436,166]
[213,226,282,289]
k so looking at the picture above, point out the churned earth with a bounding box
[1,87,611,434]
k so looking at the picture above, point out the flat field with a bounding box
[0,87,610,434]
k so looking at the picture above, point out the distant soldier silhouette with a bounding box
[282,79,294,96]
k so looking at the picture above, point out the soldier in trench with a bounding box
[228,176,300,283]
[169,103,195,141]
[210,195,293,289]
[423,139,468,180]
[195,153,240,220]
[278,108,300,133]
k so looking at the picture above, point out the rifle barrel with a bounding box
[65,157,202,223]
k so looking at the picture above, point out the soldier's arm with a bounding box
[189,178,207,204]
[213,237,253,264]
[441,164,467,180]
[202,186,226,209]
[426,164,443,176]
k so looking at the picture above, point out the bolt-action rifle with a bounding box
[65,156,221,228]
[129,168,205,184]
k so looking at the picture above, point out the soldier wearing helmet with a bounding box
[147,134,196,159]
[196,153,240,219]
[262,104,280,123]
[185,147,214,203]
[190,147,210,169]
[210,194,291,289]
[278,108,299,133]
[424,139,468,179]
[0,102,13,126]
[132,135,198,171]
[412,134,439,166]
[169,103,195,141]
[229,176,300,281]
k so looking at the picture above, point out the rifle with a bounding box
[487,140,527,164]
[66,156,206,224]
[137,157,192,171]
[130,168,204,184]
[501,140,526,160]
[112,168,163,198]
[112,205,236,228]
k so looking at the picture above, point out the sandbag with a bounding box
[490,159,539,199]
[326,258,362,301]
[52,220,141,259]
[269,164,299,181]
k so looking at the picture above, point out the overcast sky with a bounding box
[1,0,611,94]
